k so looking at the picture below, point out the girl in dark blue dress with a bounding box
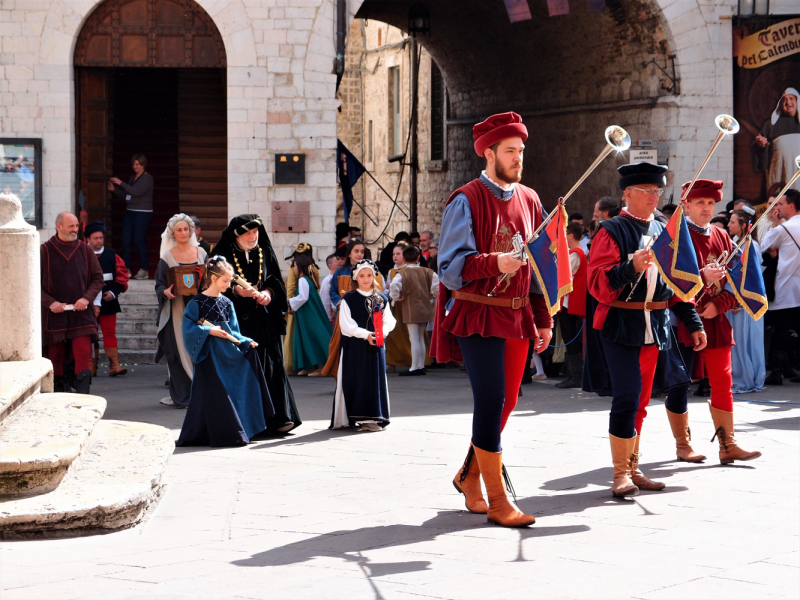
[330,260,396,431]
[177,256,275,447]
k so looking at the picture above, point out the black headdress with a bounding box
[213,214,288,326]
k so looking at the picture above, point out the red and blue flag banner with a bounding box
[727,236,768,320]
[526,201,573,316]
[503,0,532,22]
[651,204,703,301]
[547,0,570,16]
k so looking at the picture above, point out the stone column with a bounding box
[0,194,41,362]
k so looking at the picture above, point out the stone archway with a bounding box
[348,0,681,220]
[74,0,228,270]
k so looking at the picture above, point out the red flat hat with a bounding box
[473,112,528,157]
[682,179,724,203]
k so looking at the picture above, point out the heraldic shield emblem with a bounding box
[183,273,195,288]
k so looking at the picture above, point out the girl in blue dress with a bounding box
[177,256,275,447]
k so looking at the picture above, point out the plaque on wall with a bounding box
[271,201,310,233]
[275,153,305,184]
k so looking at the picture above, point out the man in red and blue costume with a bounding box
[587,162,707,497]
[665,179,761,465]
[432,112,553,528]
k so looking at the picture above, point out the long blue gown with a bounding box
[177,294,275,447]
[727,241,766,393]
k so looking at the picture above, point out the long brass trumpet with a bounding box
[695,154,800,303]
[531,125,631,240]
[626,115,739,301]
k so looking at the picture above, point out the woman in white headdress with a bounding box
[154,213,207,407]
[753,87,800,193]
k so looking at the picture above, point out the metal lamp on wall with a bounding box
[408,2,430,37]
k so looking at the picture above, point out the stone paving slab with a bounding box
[0,357,53,422]
[0,365,797,599]
[0,393,105,497]
[0,420,172,536]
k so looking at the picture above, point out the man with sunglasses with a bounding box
[586,162,706,497]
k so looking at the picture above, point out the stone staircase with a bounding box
[104,279,160,365]
[0,360,172,538]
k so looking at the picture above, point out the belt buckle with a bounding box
[511,297,522,310]
[644,301,655,311]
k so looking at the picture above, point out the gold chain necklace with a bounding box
[232,246,263,288]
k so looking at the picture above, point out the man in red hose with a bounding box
[41,212,104,393]
[433,112,553,528]
[665,179,761,464]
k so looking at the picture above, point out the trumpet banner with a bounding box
[526,203,573,316]
[651,204,703,302]
[727,236,768,321]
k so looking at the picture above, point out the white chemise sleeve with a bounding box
[339,297,372,340]
[288,277,310,312]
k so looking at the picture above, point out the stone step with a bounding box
[0,358,53,424]
[0,419,173,538]
[117,305,159,321]
[113,334,158,351]
[118,291,158,306]
[115,320,158,336]
[125,279,156,293]
[0,393,106,498]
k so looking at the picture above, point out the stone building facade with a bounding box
[1,0,797,268]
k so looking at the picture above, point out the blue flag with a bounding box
[651,204,703,301]
[526,203,573,316]
[727,236,768,320]
[337,139,366,224]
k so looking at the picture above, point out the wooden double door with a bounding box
[77,67,228,271]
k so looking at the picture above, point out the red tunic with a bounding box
[432,179,552,362]
[566,247,587,317]
[40,236,104,345]
[677,225,738,349]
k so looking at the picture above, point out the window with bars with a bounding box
[430,61,445,161]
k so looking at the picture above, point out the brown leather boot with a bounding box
[609,434,639,497]
[708,401,762,464]
[106,347,128,377]
[453,444,488,514]
[630,435,665,491]
[89,357,98,377]
[666,408,706,462]
[473,446,535,527]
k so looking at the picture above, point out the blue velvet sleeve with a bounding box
[438,194,478,291]
[182,299,211,363]
[606,259,638,290]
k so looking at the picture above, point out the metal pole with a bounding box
[409,37,419,232]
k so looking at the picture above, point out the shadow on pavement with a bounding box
[232,509,591,571]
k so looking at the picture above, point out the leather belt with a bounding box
[609,300,669,311]
[452,291,529,310]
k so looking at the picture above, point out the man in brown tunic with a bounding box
[41,212,104,393]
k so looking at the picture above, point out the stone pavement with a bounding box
[1,364,798,600]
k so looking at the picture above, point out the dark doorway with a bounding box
[77,67,227,273]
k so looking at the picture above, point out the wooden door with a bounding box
[77,69,113,229]
[75,0,226,68]
[178,69,227,243]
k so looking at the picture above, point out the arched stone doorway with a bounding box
[75,0,227,272]
[349,0,678,224]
